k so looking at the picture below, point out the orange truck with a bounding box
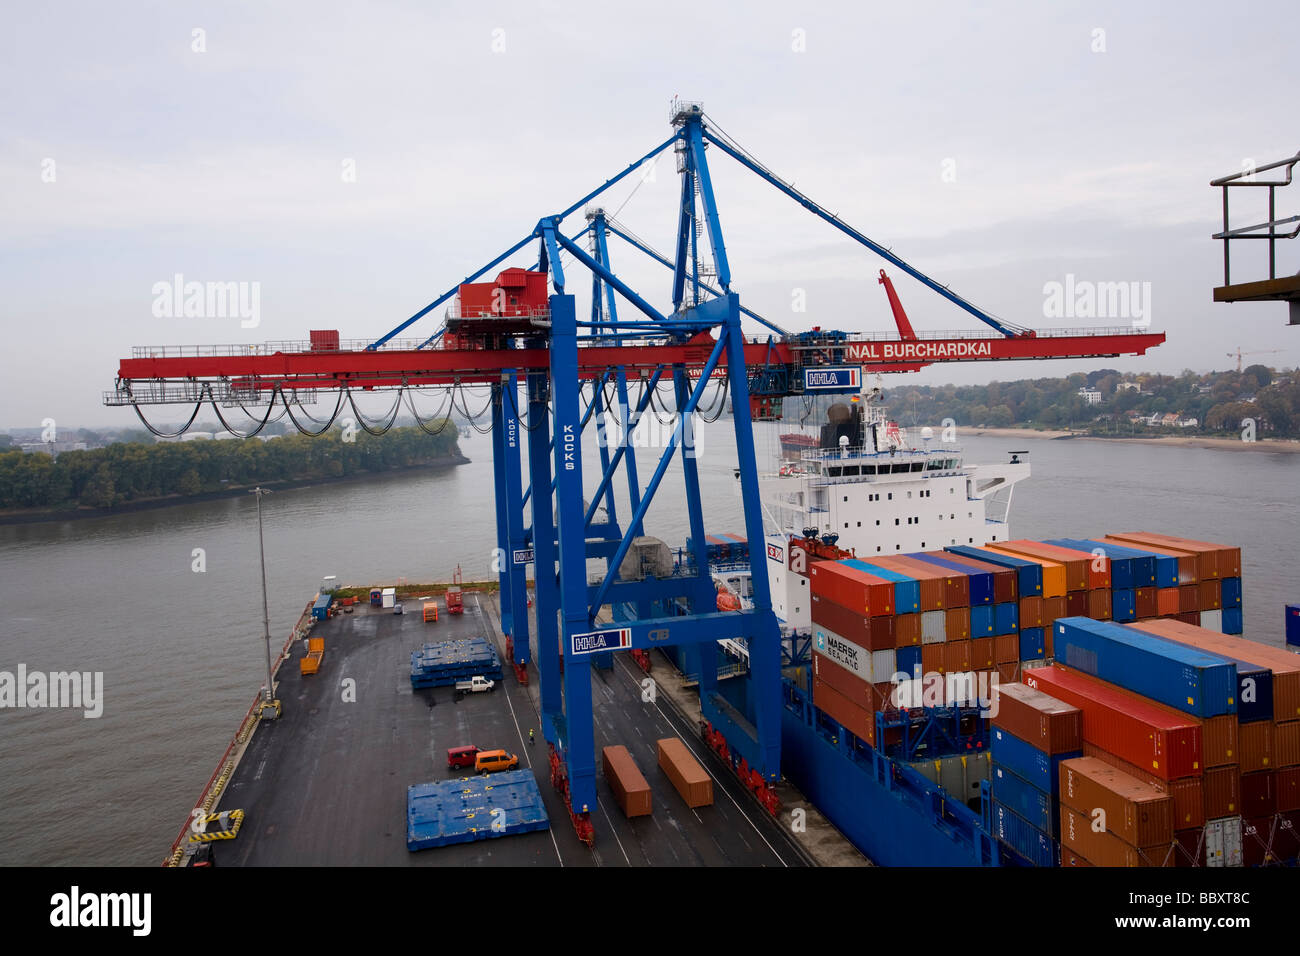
[300,637,325,676]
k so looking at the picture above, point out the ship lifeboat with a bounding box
[716,588,742,612]
[778,463,804,477]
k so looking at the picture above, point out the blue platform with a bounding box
[410,637,504,688]
[407,771,550,850]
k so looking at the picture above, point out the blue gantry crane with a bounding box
[107,100,1165,844]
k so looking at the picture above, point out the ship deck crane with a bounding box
[105,101,1165,845]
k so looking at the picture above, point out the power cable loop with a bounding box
[132,389,206,439]
[404,385,453,435]
[210,384,282,438]
[282,388,346,436]
[344,386,403,436]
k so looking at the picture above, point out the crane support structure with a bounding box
[105,102,1165,844]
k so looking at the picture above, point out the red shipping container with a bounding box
[813,675,876,747]
[970,637,995,670]
[894,613,922,647]
[1177,585,1199,614]
[812,651,874,711]
[1176,611,1201,626]
[1277,767,1300,812]
[1202,765,1241,818]
[943,639,971,673]
[309,329,340,351]
[809,562,893,616]
[1173,827,1206,867]
[1019,596,1044,629]
[1278,722,1300,767]
[1198,579,1222,612]
[1031,540,1112,590]
[1081,741,1204,828]
[1024,665,1203,779]
[1156,588,1181,616]
[993,681,1083,755]
[1240,720,1274,773]
[1134,587,1159,619]
[995,633,1020,665]
[1087,589,1112,621]
[1066,590,1088,617]
[997,661,1020,685]
[1202,713,1240,770]
[921,643,944,676]
[1241,770,1277,818]
[945,606,970,641]
[1042,596,1067,627]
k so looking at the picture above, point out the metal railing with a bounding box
[789,326,1148,346]
[130,338,431,358]
[1211,149,1300,287]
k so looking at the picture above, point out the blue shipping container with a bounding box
[1093,541,1178,588]
[992,763,1055,835]
[992,800,1056,867]
[1221,577,1242,609]
[1020,628,1045,661]
[896,645,922,677]
[994,602,1020,636]
[1222,606,1244,636]
[1066,538,1162,589]
[946,545,1042,596]
[1047,539,1134,590]
[1112,589,1137,623]
[312,592,332,621]
[907,553,994,605]
[1054,617,1238,718]
[1289,604,1300,649]
[844,560,921,614]
[990,726,1081,798]
[971,605,995,637]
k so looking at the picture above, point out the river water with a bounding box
[1,421,1296,865]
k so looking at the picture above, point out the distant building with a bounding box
[1116,382,1141,393]
[1078,387,1103,405]
[19,441,87,456]
[1161,412,1180,426]
[1178,417,1199,428]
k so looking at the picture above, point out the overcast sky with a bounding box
[2,1,1297,429]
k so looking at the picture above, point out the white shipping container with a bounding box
[1201,608,1224,633]
[813,626,872,683]
[382,586,396,609]
[1206,815,1243,868]
[870,648,897,684]
[922,610,947,645]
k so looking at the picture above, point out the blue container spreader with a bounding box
[407,770,550,850]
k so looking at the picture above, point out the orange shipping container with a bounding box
[1041,595,1068,627]
[870,556,948,611]
[991,541,1089,591]
[812,676,876,747]
[1083,742,1204,829]
[986,544,1068,598]
[602,745,652,818]
[894,613,922,647]
[1116,532,1240,578]
[1157,588,1181,616]
[1059,804,1174,867]
[1019,596,1044,629]
[944,639,972,673]
[1105,532,1219,580]
[921,643,944,676]
[1197,579,1222,612]
[971,637,995,670]
[1060,756,1175,847]
[1104,535,1200,584]
[995,633,1020,665]
[1278,722,1300,767]
[1202,765,1240,818]
[945,606,971,641]
[657,737,713,808]
[1239,720,1274,773]
[1019,540,1111,589]
[1087,589,1112,621]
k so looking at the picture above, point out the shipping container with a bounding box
[1240,770,1277,818]
[1105,535,1200,584]
[1053,617,1238,718]
[1222,607,1243,635]
[993,801,1056,866]
[809,561,893,616]
[1128,619,1275,724]
[1143,533,1241,577]
[1024,665,1203,780]
[656,737,713,808]
[1289,604,1300,648]
[970,605,995,637]
[943,640,971,674]
[1087,589,1112,621]
[811,593,895,651]
[1019,596,1044,629]
[1084,743,1206,829]
[1200,713,1240,770]
[1107,530,1206,582]
[1106,531,1229,580]
[991,763,1055,834]
[894,613,922,647]
[1053,538,1158,589]
[945,545,1042,596]
[871,555,950,611]
[1042,595,1068,627]
[970,637,995,670]
[1029,540,1113,589]
[812,674,876,747]
[1277,767,1300,812]
[921,641,944,677]
[1239,720,1274,773]
[1112,589,1136,623]
[907,552,984,605]
[994,602,1019,636]
[909,751,990,807]
[601,745,652,818]
[812,650,875,711]
[936,550,1019,603]
[1200,609,1223,633]
[1020,628,1046,661]
[1221,577,1242,609]
[993,682,1083,755]
[1177,610,1201,627]
[992,541,1092,591]
[945,606,971,641]
[1278,722,1300,767]
[842,560,921,613]
[1202,765,1241,819]
[985,544,1067,598]
[998,661,1021,684]
[896,645,922,678]
[1156,588,1180,617]
[1065,590,1087,618]
[921,609,947,644]
[1059,803,1174,867]
[1134,588,1159,619]
[1198,579,1222,612]
[1059,757,1175,848]
[995,633,1020,665]
[990,726,1081,797]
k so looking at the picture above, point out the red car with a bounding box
[446,745,479,770]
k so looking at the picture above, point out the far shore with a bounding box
[954,426,1300,454]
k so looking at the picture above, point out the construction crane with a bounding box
[104,100,1165,844]
[1226,347,1285,373]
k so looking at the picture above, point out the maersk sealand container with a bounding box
[1053,617,1238,718]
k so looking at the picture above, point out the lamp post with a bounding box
[251,486,280,719]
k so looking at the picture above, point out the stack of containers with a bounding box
[988,540,1114,628]
[1105,532,1244,634]
[988,683,1083,866]
[930,549,1025,682]
[1058,756,1176,867]
[1128,618,1300,862]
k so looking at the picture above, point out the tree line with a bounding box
[882,365,1299,438]
[0,423,463,512]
